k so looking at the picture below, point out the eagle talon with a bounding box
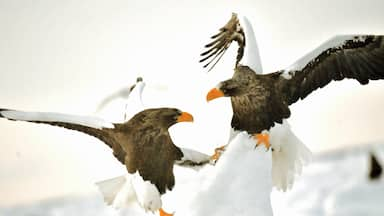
[253,133,271,151]
[210,145,227,163]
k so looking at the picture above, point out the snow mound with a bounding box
[175,132,273,216]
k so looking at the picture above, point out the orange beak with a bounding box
[206,88,224,102]
[177,112,194,123]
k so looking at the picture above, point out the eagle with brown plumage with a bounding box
[0,107,210,216]
[202,13,384,147]
[201,13,384,190]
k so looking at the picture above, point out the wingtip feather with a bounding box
[0,108,10,118]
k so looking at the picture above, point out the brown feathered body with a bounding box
[111,108,184,194]
[229,65,291,134]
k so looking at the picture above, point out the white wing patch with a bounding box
[96,79,146,122]
[283,35,368,76]
[239,15,264,74]
[0,110,114,129]
[124,81,146,121]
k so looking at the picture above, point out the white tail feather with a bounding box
[96,173,162,212]
[95,175,138,209]
[96,176,127,205]
[270,121,312,191]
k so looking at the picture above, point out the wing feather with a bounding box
[200,13,245,71]
[0,108,125,164]
[280,35,384,104]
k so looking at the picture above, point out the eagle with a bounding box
[96,77,145,121]
[201,13,384,190]
[0,107,211,216]
[368,152,382,180]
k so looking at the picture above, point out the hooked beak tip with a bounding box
[206,88,224,102]
[177,112,194,123]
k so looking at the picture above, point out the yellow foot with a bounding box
[159,208,173,216]
[254,133,271,150]
[210,145,227,162]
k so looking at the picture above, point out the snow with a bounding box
[324,180,384,216]
[174,132,273,216]
[0,110,114,129]
[2,143,384,216]
[271,143,384,216]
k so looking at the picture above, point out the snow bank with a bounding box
[271,143,384,216]
[174,132,273,216]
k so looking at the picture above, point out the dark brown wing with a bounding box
[200,13,245,71]
[0,108,125,164]
[125,126,183,194]
[279,35,384,105]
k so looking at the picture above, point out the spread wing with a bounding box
[0,108,126,164]
[278,35,384,105]
[199,13,245,71]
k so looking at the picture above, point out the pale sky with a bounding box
[0,0,384,207]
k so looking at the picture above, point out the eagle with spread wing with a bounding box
[0,106,209,216]
[201,13,384,190]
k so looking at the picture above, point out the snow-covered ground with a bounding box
[271,143,384,216]
[2,142,383,216]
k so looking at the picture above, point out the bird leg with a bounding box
[159,208,173,216]
[254,133,271,150]
[210,144,227,162]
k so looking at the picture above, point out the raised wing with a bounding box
[0,108,126,164]
[200,13,245,71]
[279,35,384,105]
[97,77,145,121]
[96,78,140,112]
